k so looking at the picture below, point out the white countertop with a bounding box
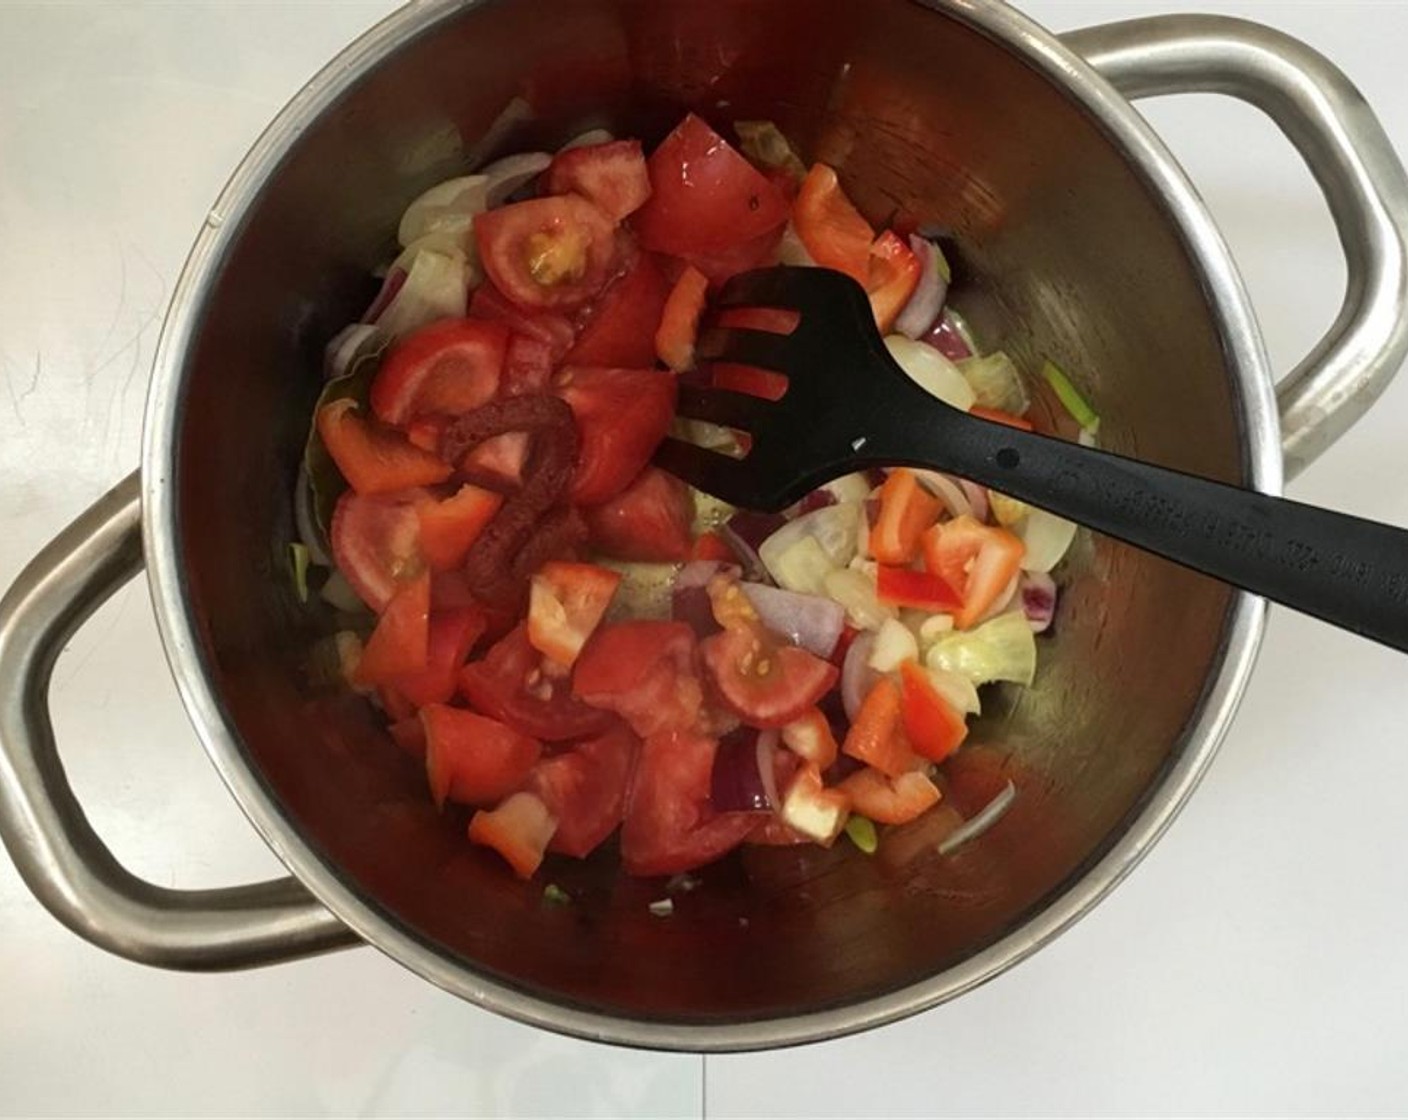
[3,2,1407,1115]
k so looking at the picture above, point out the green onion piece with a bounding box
[844,815,878,855]
[289,542,311,604]
[542,883,571,906]
[1041,360,1100,430]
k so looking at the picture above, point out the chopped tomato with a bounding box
[415,484,503,571]
[330,490,426,612]
[712,363,789,401]
[468,281,576,361]
[527,560,621,667]
[502,334,556,396]
[875,564,964,613]
[780,707,839,769]
[922,515,1026,629]
[842,677,923,778]
[467,791,557,879]
[583,466,694,562]
[422,703,542,808]
[793,163,873,285]
[898,660,967,763]
[564,250,670,368]
[317,400,452,495]
[543,139,652,221]
[459,624,617,741]
[351,572,431,689]
[655,265,709,372]
[390,606,486,708]
[698,625,839,729]
[871,468,942,564]
[573,620,703,737]
[632,114,790,257]
[387,716,426,758]
[404,415,447,452]
[378,686,417,722]
[525,724,638,857]
[838,766,941,825]
[778,763,850,845]
[459,431,530,492]
[690,531,737,563]
[682,224,784,286]
[620,728,757,876]
[970,405,1035,431]
[556,366,677,505]
[475,195,620,309]
[369,319,509,425]
[867,231,922,334]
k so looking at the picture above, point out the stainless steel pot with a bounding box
[2,0,1405,1051]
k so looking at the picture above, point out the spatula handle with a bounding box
[903,418,1408,652]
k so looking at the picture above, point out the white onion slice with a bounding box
[913,471,971,519]
[939,780,1016,855]
[480,150,553,206]
[560,128,614,151]
[323,322,382,382]
[758,502,862,584]
[374,249,470,338]
[294,465,332,567]
[884,335,976,410]
[841,630,880,721]
[893,235,949,340]
[757,729,781,811]
[925,665,981,716]
[1019,508,1078,573]
[398,175,489,248]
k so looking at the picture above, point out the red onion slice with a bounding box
[1019,571,1057,633]
[914,471,971,519]
[939,779,1016,855]
[739,582,846,658]
[922,314,973,361]
[710,728,774,813]
[840,630,880,721]
[893,235,949,340]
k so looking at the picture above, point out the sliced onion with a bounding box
[841,630,880,721]
[294,465,332,567]
[757,729,781,811]
[323,322,383,382]
[939,780,1016,855]
[320,569,367,614]
[921,313,973,361]
[362,267,407,324]
[1019,508,1078,573]
[758,503,862,584]
[913,471,971,519]
[739,582,846,658]
[374,249,470,338]
[884,335,976,410]
[1020,571,1057,633]
[959,480,990,524]
[893,235,949,340]
[676,559,739,591]
[560,128,614,151]
[823,567,895,631]
[975,571,1021,626]
[480,150,553,206]
[398,175,489,248]
[710,728,773,813]
[925,665,981,716]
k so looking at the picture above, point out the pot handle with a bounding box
[1064,15,1408,479]
[0,472,359,969]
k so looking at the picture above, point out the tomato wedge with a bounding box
[459,624,617,741]
[543,139,652,221]
[369,319,509,425]
[421,704,542,808]
[655,264,709,372]
[583,466,694,562]
[898,660,967,763]
[871,468,942,564]
[467,791,557,879]
[317,400,452,495]
[866,231,922,334]
[330,489,427,612]
[572,620,703,738]
[793,163,874,285]
[390,606,486,708]
[351,572,430,689]
[387,716,426,758]
[556,366,677,505]
[697,625,839,729]
[631,114,790,257]
[525,724,638,858]
[875,565,964,613]
[842,677,923,778]
[468,281,576,361]
[564,250,670,369]
[502,334,556,396]
[475,195,620,309]
[620,729,758,877]
[527,560,621,667]
[838,766,941,825]
[416,484,503,571]
[682,224,784,286]
[921,514,1026,629]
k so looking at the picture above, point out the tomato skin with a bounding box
[415,484,503,571]
[655,265,709,372]
[921,515,1026,629]
[527,560,621,668]
[564,250,670,369]
[475,195,620,310]
[370,319,509,425]
[330,489,427,612]
[838,766,941,825]
[543,139,652,221]
[620,728,758,877]
[526,724,638,857]
[421,703,542,808]
[632,114,790,257]
[459,624,618,741]
[793,163,874,285]
[898,660,967,763]
[467,791,557,879]
[583,466,694,562]
[866,230,922,334]
[556,366,677,505]
[573,620,703,738]
[468,281,576,361]
[390,606,486,708]
[317,400,452,495]
[502,334,556,397]
[698,626,840,729]
[352,572,431,689]
[683,224,784,286]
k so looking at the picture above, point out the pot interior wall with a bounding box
[174,0,1240,1023]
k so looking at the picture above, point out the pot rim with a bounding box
[139,0,1278,1051]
